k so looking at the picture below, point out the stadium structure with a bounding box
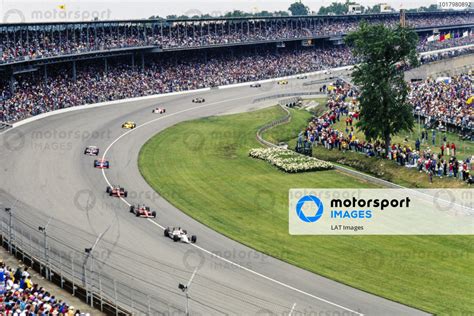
[0,7,473,316]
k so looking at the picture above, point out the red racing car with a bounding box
[94,159,110,169]
[106,185,128,197]
[130,205,156,218]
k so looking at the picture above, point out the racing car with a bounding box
[94,159,110,169]
[106,185,128,197]
[296,75,307,79]
[84,146,99,156]
[192,97,205,103]
[129,205,156,218]
[164,227,197,243]
[277,80,288,85]
[122,121,136,129]
[152,107,166,114]
[250,83,261,88]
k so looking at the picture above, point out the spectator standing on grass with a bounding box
[440,143,444,156]
[446,142,450,156]
[432,130,436,145]
[13,268,21,282]
[416,138,421,151]
[451,142,456,156]
[22,267,29,279]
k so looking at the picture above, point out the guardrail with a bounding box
[253,92,326,103]
[0,122,12,134]
[256,104,292,148]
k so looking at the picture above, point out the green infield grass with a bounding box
[139,106,474,314]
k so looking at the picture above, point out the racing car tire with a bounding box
[109,191,113,196]
[191,235,197,243]
[164,228,170,237]
[129,206,134,213]
[106,186,111,193]
[136,212,140,217]
[173,235,180,242]
[124,191,128,197]
[152,211,157,218]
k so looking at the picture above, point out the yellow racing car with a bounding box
[122,121,136,129]
[277,80,288,85]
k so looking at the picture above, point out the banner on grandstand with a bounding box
[289,189,474,235]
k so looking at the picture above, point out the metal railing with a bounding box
[253,92,325,103]
[0,209,185,315]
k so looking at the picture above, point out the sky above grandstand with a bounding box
[2,0,443,22]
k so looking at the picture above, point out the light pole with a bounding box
[38,217,52,280]
[289,303,296,316]
[178,268,198,316]
[82,224,111,308]
[4,208,12,253]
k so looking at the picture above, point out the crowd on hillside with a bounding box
[0,12,471,63]
[410,74,473,129]
[0,263,86,315]
[301,80,473,184]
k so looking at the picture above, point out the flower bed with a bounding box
[249,147,333,173]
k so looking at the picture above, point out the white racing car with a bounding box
[164,227,197,243]
[152,107,166,114]
[84,146,100,156]
[192,97,205,103]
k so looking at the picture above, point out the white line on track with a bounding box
[99,92,364,315]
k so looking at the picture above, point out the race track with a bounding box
[0,71,429,315]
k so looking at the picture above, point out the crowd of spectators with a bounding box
[418,33,473,52]
[410,74,473,129]
[0,262,86,315]
[0,46,356,122]
[1,12,471,63]
[1,34,473,123]
[301,81,473,184]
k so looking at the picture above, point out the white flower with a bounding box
[249,147,333,173]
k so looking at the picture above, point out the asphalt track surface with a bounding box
[0,71,431,315]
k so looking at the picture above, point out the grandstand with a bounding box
[0,11,473,123]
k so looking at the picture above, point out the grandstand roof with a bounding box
[0,10,471,27]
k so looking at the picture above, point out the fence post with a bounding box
[99,273,103,312]
[59,253,63,287]
[71,256,75,296]
[130,281,134,311]
[5,208,12,253]
[114,279,118,316]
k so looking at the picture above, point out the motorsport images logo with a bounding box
[289,189,474,235]
[295,195,324,222]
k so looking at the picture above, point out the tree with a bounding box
[288,1,310,16]
[344,22,419,156]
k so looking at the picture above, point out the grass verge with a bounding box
[139,106,474,314]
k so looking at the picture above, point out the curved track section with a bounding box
[0,73,427,315]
